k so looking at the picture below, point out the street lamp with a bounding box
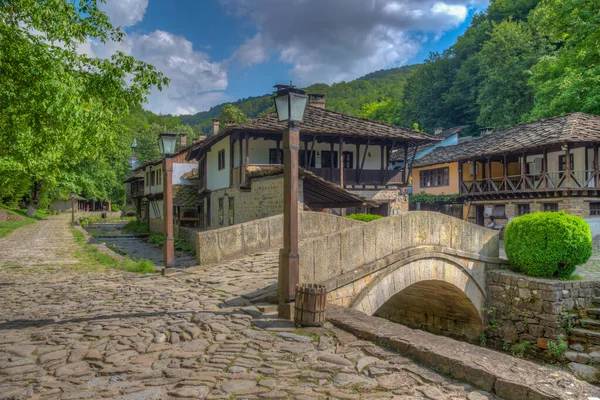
[273,84,308,319]
[158,132,178,270]
[70,192,76,226]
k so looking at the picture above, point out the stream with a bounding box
[84,222,197,268]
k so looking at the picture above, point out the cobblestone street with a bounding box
[0,215,502,399]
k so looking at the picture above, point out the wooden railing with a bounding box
[461,170,599,195]
[128,184,145,197]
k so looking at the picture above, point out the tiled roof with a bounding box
[173,185,200,207]
[187,106,440,160]
[412,113,600,168]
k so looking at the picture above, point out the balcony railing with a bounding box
[461,170,598,195]
[128,185,145,197]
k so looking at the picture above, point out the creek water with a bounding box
[84,222,196,268]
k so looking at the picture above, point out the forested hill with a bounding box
[183,0,600,136]
[179,65,419,134]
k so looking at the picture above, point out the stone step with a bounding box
[593,297,600,307]
[585,308,600,319]
[570,328,600,345]
[255,303,278,314]
[581,319,600,331]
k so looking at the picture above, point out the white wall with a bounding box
[524,147,587,174]
[207,137,231,191]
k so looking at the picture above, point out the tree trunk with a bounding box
[26,180,44,218]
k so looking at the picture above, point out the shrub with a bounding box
[345,213,383,222]
[504,211,592,278]
[111,204,121,212]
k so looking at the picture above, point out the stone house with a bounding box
[124,140,199,233]
[410,113,600,235]
[185,95,438,230]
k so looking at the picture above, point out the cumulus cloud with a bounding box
[225,0,488,84]
[86,30,228,115]
[99,0,149,28]
[83,0,229,115]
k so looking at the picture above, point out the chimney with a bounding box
[308,93,326,109]
[180,134,187,148]
[434,127,443,135]
[479,127,493,136]
[212,119,220,136]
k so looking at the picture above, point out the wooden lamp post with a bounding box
[70,192,76,226]
[158,132,178,270]
[273,84,308,319]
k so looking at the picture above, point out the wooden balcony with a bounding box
[128,184,145,198]
[461,170,600,198]
[306,168,404,186]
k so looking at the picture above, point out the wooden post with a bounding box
[276,140,281,164]
[229,136,234,186]
[543,148,548,189]
[594,145,599,188]
[163,157,174,268]
[565,143,572,188]
[238,134,243,184]
[308,136,316,168]
[244,132,250,168]
[403,144,409,185]
[304,140,309,168]
[487,157,492,191]
[521,152,526,189]
[458,161,463,194]
[503,154,508,189]
[71,196,75,226]
[278,125,300,319]
[330,141,335,180]
[339,136,344,187]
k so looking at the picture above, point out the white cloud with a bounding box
[99,0,149,28]
[80,1,229,115]
[226,0,488,85]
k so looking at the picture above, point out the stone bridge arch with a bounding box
[349,254,485,341]
[297,211,504,340]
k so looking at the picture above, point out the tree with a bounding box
[527,0,600,119]
[0,0,168,216]
[218,104,248,126]
[476,20,545,127]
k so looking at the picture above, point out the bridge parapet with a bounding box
[299,211,500,287]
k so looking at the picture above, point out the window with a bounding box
[591,203,600,216]
[156,168,161,186]
[321,151,338,168]
[299,150,316,168]
[151,170,155,186]
[518,204,531,216]
[269,149,284,165]
[218,150,226,170]
[198,157,205,179]
[491,205,506,218]
[420,167,449,188]
[559,154,574,171]
[145,171,149,187]
[343,152,353,169]
[218,198,224,225]
[228,197,235,225]
[544,203,559,212]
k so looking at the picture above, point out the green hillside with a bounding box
[179,65,419,134]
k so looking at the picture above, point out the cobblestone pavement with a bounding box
[0,215,499,399]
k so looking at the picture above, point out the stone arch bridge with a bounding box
[298,212,503,340]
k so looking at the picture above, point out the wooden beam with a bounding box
[308,135,317,168]
[458,161,463,195]
[403,144,409,185]
[408,145,419,186]
[238,133,243,184]
[356,143,360,170]
[304,140,309,168]
[382,141,395,185]
[244,132,250,167]
[543,148,548,189]
[229,136,234,187]
[276,140,281,164]
[594,145,599,188]
[358,137,370,182]
[566,143,572,188]
[339,136,344,187]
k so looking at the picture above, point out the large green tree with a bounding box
[527,0,600,119]
[0,0,168,215]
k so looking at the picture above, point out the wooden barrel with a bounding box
[294,284,327,327]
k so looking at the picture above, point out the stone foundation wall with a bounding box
[149,218,163,234]
[485,269,598,358]
[174,225,201,248]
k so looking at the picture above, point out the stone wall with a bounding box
[149,218,163,234]
[349,188,409,215]
[300,211,500,288]
[209,175,303,229]
[0,210,25,222]
[195,211,363,265]
[485,269,598,358]
[174,225,201,248]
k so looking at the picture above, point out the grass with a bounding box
[146,232,196,256]
[124,220,151,234]
[71,227,156,274]
[79,215,135,227]
[0,206,50,238]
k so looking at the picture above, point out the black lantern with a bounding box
[158,132,177,156]
[273,85,308,123]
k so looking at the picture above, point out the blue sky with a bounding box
[92,0,489,115]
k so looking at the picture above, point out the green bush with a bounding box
[345,213,383,222]
[111,204,121,212]
[504,212,592,278]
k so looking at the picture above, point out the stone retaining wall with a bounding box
[195,211,363,265]
[485,269,598,358]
